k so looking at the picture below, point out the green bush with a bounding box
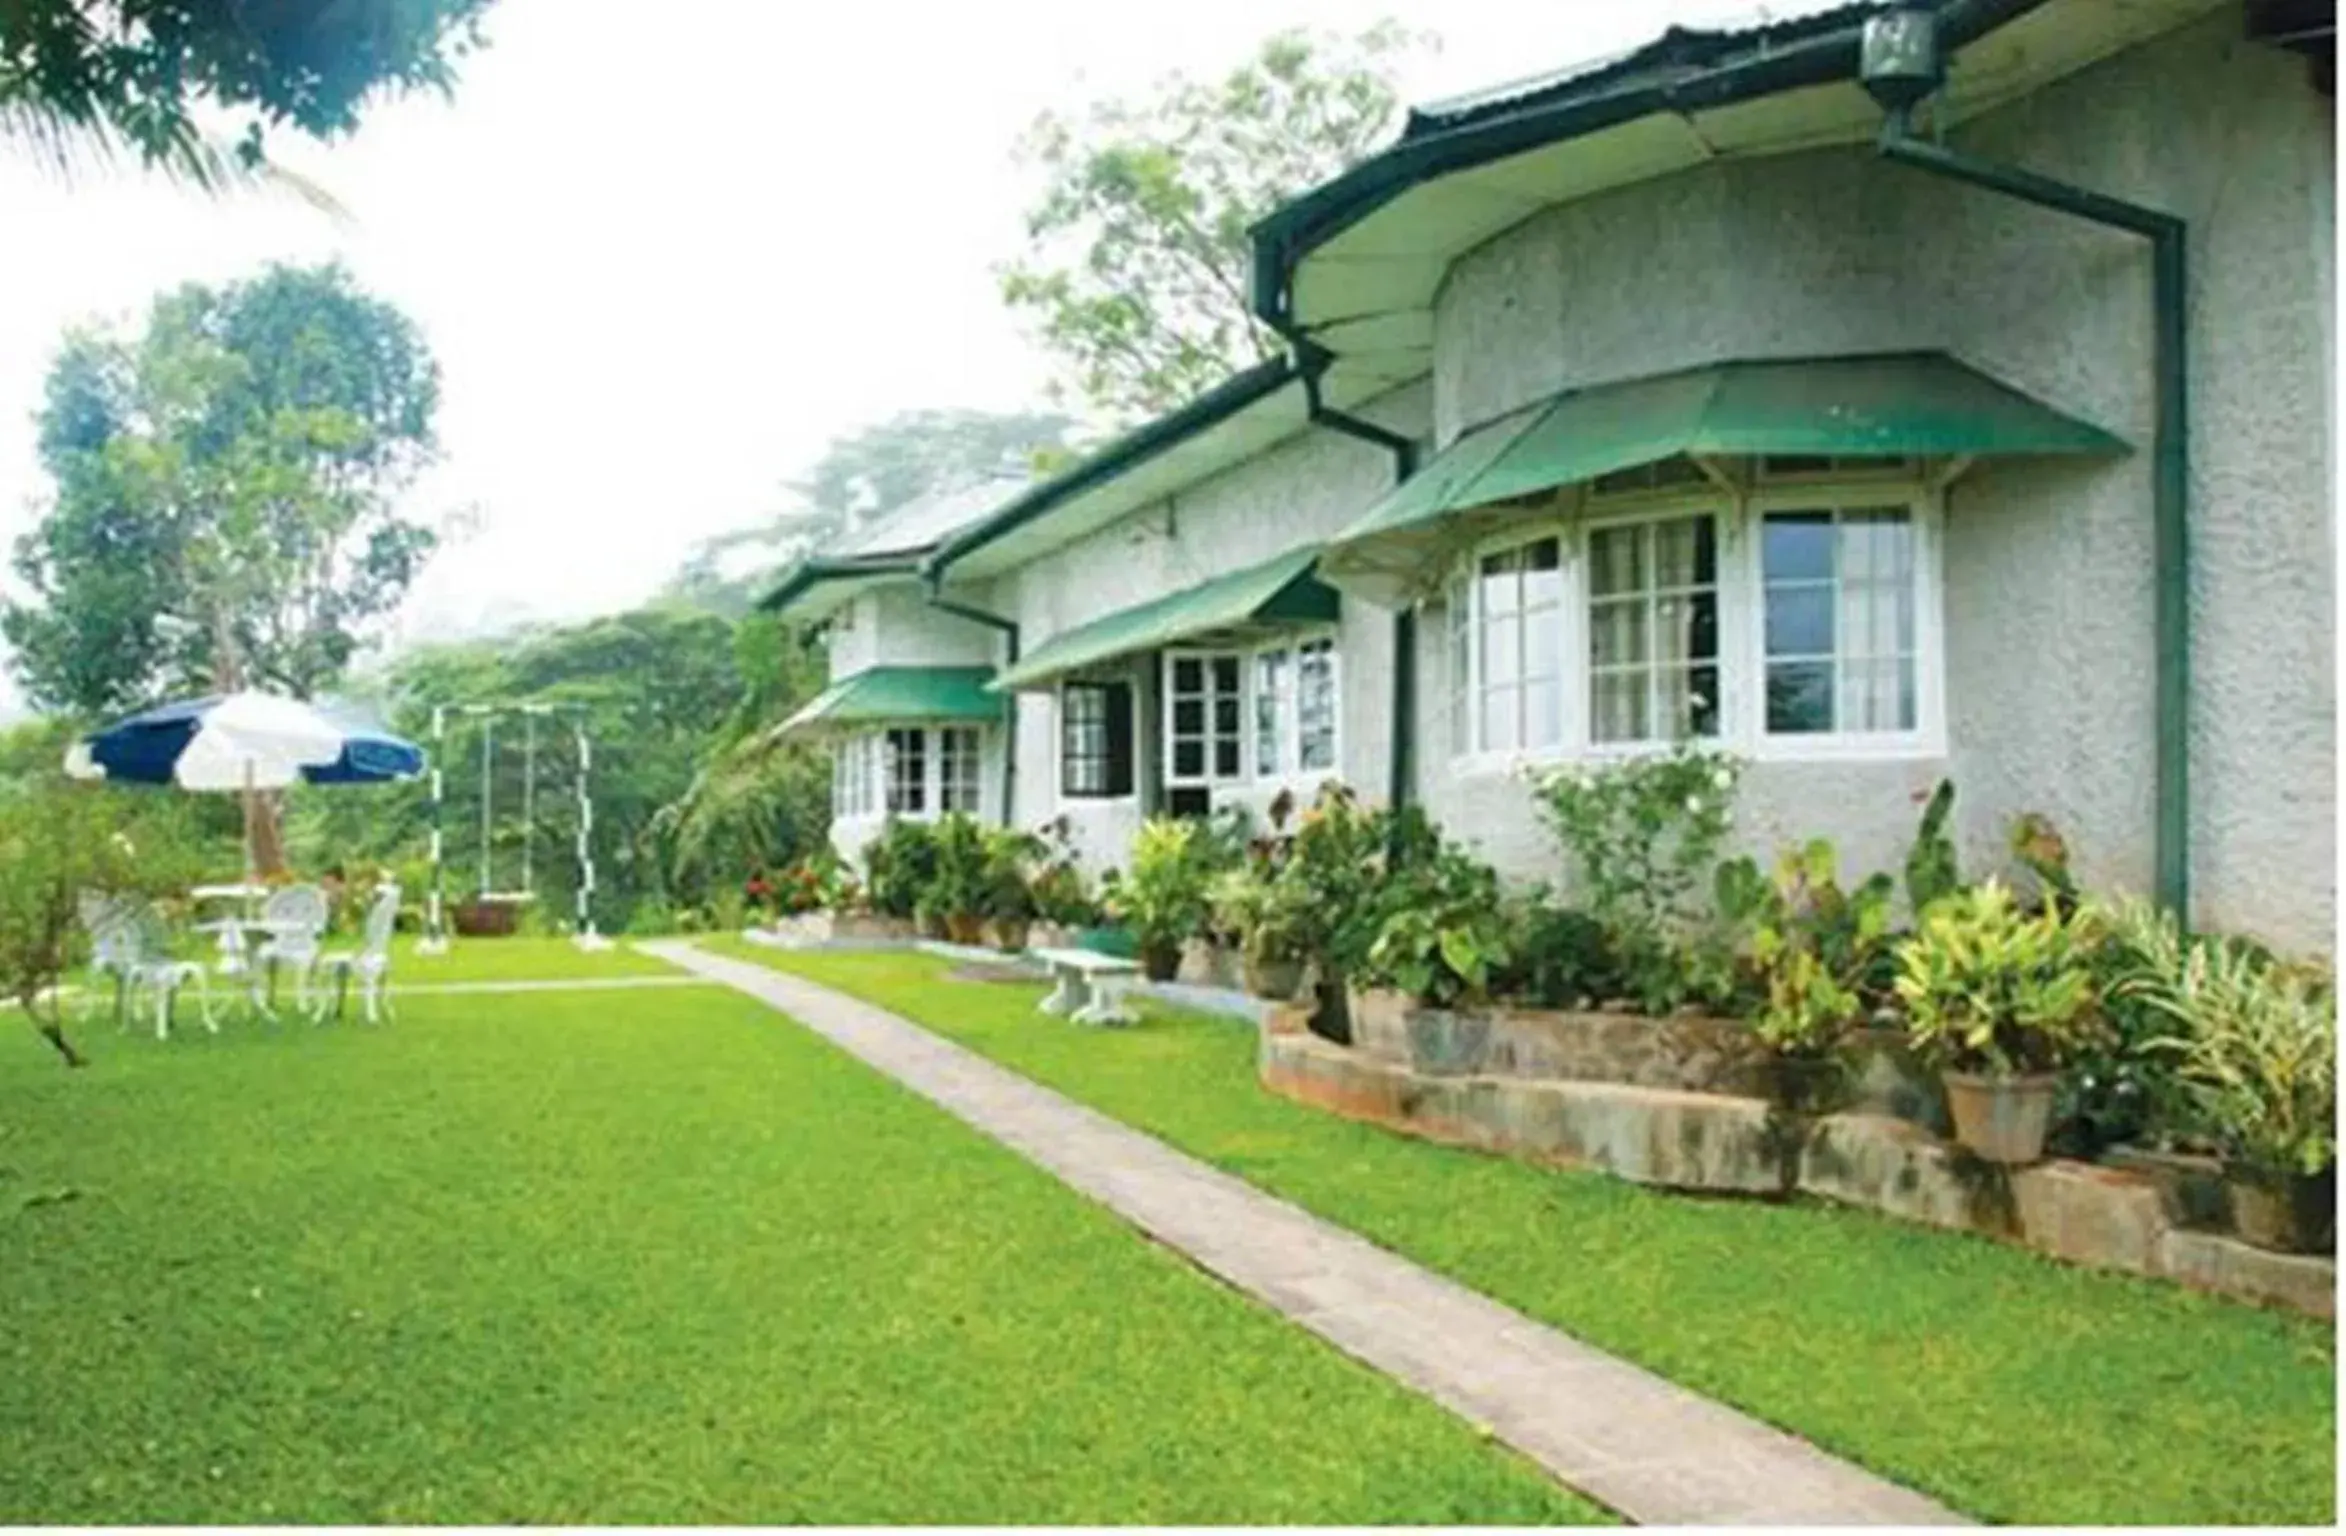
[1499,897,1617,1009]
[1362,841,1511,1010]
[1717,838,1896,1061]
[1107,818,1215,961]
[1527,746,1742,1013]
[862,818,939,920]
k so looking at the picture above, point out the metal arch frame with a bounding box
[421,700,608,954]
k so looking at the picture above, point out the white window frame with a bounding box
[936,725,983,816]
[1437,462,1946,771]
[1743,484,1946,762]
[1238,628,1343,788]
[1163,649,1248,788]
[1056,677,1135,804]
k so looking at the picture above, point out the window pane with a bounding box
[1589,525,1642,597]
[1211,656,1240,693]
[1485,611,1522,685]
[1765,584,1835,657]
[1214,739,1239,778]
[1593,670,1648,744]
[1481,685,1519,753]
[1174,741,1203,778]
[1767,661,1835,734]
[1590,598,1644,666]
[1763,513,1836,582]
[1173,699,1203,736]
[1254,650,1287,777]
[1525,603,1562,679]
[1841,657,1918,732]
[1526,674,1563,749]
[1654,516,1714,587]
[1481,549,1521,615]
[1212,697,1239,735]
[1172,657,1202,693]
[1684,663,1721,738]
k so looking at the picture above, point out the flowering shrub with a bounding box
[1528,746,1743,1013]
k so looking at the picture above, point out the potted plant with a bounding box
[1722,838,1896,1116]
[2113,898,2337,1253]
[926,813,992,946]
[1362,843,1511,1014]
[979,825,1045,953]
[862,818,939,926]
[1107,818,1210,981]
[1211,865,1309,1000]
[1893,879,2102,1164]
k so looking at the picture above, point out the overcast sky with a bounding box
[0,0,1791,717]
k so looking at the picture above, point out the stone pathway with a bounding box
[647,941,1965,1528]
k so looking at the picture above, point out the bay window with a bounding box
[829,726,986,820]
[1443,466,1940,763]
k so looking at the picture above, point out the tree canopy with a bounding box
[1000,23,1423,424]
[1,0,493,185]
[4,261,445,715]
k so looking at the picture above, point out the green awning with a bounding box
[991,546,1341,692]
[1323,351,2129,602]
[774,666,1004,739]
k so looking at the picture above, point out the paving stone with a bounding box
[649,941,1968,1528]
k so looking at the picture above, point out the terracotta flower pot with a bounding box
[944,912,987,947]
[1941,1071,2059,1165]
[989,918,1032,954]
[2228,1164,2336,1254]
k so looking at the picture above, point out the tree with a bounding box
[0,773,204,1067]
[1000,23,1425,424]
[662,409,1071,617]
[6,262,444,712]
[4,262,445,873]
[1,0,492,187]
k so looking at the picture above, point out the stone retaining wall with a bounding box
[1259,1024,2334,1319]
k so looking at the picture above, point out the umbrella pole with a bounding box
[243,758,259,888]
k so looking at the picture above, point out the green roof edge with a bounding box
[1246,0,2057,332]
[921,355,1299,582]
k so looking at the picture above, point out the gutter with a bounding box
[1248,0,2054,333]
[921,577,1022,830]
[1864,24,2190,917]
[1294,343,1420,811]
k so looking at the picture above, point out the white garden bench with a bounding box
[1030,947,1142,1027]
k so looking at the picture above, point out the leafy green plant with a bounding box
[1903,778,1961,916]
[1210,863,1313,972]
[1363,845,1511,1009]
[919,813,992,931]
[1107,818,1214,962]
[1723,839,1896,1060]
[978,825,1048,926]
[1894,880,2103,1076]
[1499,895,1617,1010]
[2009,811,2079,913]
[862,818,940,920]
[2051,892,2188,1155]
[1529,747,1742,1013]
[2110,897,2336,1178]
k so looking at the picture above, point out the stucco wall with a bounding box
[989,380,1430,872]
[825,586,1002,680]
[1421,8,2333,948]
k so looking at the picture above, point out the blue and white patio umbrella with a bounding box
[64,691,426,790]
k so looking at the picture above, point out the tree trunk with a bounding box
[35,997,87,1068]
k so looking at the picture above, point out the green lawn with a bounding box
[0,965,1594,1523]
[389,933,679,982]
[704,940,2338,1527]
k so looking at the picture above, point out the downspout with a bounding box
[921,575,1021,829]
[1861,11,2190,917]
[1296,344,1421,811]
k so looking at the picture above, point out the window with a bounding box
[831,733,875,819]
[1061,680,1134,798]
[1166,652,1242,784]
[938,727,981,814]
[1458,535,1563,756]
[1586,515,1720,745]
[883,727,926,815]
[1296,637,1338,772]
[1762,507,1918,737]
[1253,647,1290,778]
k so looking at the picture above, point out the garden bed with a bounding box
[1260,1022,2334,1319]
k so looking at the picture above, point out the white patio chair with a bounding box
[315,884,400,1025]
[123,902,213,1040]
[252,884,329,1016]
[78,892,139,1027]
